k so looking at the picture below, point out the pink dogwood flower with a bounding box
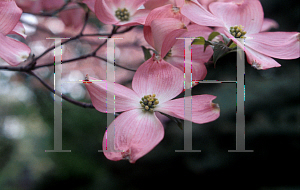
[85,56,220,163]
[209,0,300,69]
[144,18,212,81]
[94,0,151,26]
[143,0,223,27]
[164,24,214,81]
[0,0,31,66]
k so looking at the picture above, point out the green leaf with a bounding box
[192,37,212,52]
[192,37,206,45]
[203,41,212,52]
[228,42,237,49]
[212,41,231,66]
[141,46,152,61]
[220,33,231,44]
[208,32,220,41]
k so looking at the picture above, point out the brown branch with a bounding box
[27,71,94,108]
[0,6,138,109]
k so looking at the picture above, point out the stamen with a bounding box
[115,8,130,21]
[140,94,159,112]
[230,25,247,38]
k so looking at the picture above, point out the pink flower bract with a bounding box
[85,56,220,163]
[209,0,300,69]
[0,0,31,66]
[95,0,151,26]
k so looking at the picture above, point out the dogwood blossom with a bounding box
[85,56,220,163]
[94,0,151,26]
[0,0,30,66]
[209,0,300,69]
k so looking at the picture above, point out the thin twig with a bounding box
[0,5,138,109]
[27,71,95,108]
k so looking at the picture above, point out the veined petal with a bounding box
[261,18,279,32]
[245,46,281,70]
[165,56,207,81]
[143,25,155,48]
[95,0,118,25]
[174,0,185,7]
[0,0,22,35]
[156,95,220,124]
[169,24,214,63]
[132,57,184,104]
[181,0,223,27]
[103,109,164,163]
[144,0,171,10]
[161,28,187,58]
[151,18,187,56]
[9,22,27,39]
[144,4,190,26]
[223,30,282,70]
[123,0,149,11]
[209,0,264,35]
[0,34,30,66]
[84,77,141,113]
[245,32,300,59]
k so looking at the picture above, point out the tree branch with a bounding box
[27,71,95,108]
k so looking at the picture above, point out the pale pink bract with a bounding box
[209,0,300,69]
[85,56,220,163]
[94,0,151,26]
[0,0,31,66]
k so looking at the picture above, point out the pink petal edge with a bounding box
[156,95,220,124]
[103,109,164,163]
[84,77,141,113]
[132,56,184,104]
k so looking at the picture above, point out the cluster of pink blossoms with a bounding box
[1,0,299,163]
[84,0,299,163]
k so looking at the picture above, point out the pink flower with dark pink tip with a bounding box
[144,18,212,81]
[143,0,224,27]
[164,24,214,81]
[85,56,220,163]
[209,0,300,69]
[0,0,31,66]
[95,0,151,26]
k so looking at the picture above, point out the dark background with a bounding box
[0,0,299,189]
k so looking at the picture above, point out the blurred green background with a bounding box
[0,0,299,189]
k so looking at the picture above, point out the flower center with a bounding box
[115,8,130,21]
[230,25,247,38]
[140,94,159,113]
[172,6,180,13]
